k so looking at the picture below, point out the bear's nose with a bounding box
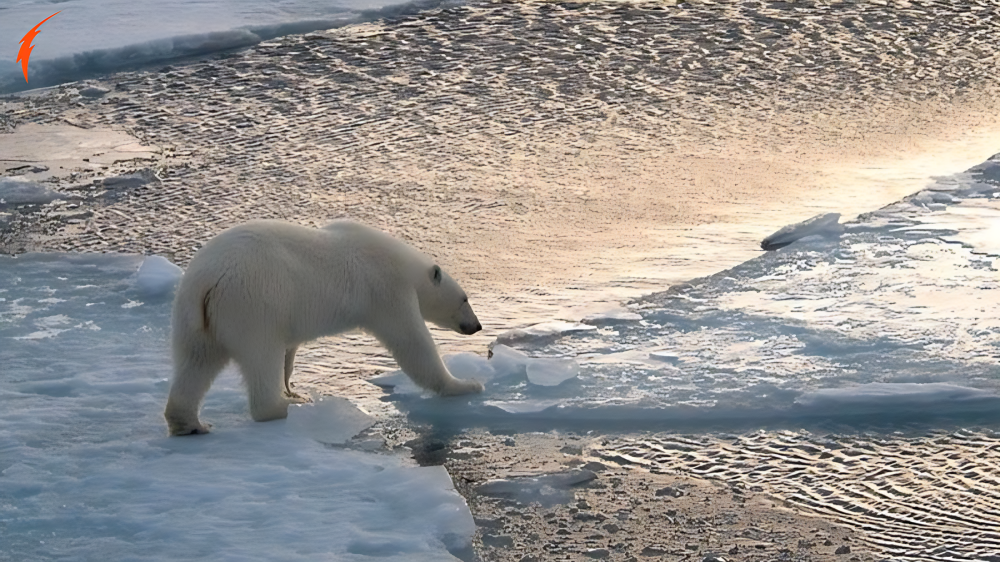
[461,322,482,335]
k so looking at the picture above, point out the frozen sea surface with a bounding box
[0,0,450,93]
[379,156,1000,434]
[0,253,474,561]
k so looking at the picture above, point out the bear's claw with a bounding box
[284,391,311,404]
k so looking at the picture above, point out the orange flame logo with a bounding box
[17,11,61,83]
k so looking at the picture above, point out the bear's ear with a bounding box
[430,265,442,286]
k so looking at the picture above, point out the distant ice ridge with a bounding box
[760,212,843,251]
[796,383,995,415]
[0,253,474,561]
[0,0,458,94]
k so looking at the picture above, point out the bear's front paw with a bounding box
[168,420,212,436]
[440,378,485,396]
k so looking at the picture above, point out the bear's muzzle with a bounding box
[459,321,482,335]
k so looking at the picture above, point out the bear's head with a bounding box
[418,265,482,336]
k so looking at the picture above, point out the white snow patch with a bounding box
[136,255,184,298]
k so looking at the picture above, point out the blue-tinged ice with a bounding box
[286,396,375,445]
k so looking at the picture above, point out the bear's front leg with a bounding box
[371,313,485,397]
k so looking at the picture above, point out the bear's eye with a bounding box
[462,297,468,303]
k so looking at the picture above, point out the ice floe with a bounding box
[0,253,475,561]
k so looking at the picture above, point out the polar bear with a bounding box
[164,219,484,436]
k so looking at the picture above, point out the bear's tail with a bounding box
[170,275,228,373]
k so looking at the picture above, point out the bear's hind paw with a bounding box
[284,391,311,404]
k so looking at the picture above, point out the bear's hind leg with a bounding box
[233,345,295,422]
[165,339,229,436]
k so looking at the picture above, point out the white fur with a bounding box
[164,219,483,436]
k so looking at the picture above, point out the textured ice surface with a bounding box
[381,157,1000,432]
[0,254,474,562]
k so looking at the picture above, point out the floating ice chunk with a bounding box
[445,352,496,382]
[369,370,424,395]
[796,383,997,413]
[496,321,597,344]
[581,309,643,326]
[648,351,681,365]
[371,353,497,395]
[483,399,565,414]
[286,396,375,445]
[79,86,110,98]
[135,255,183,298]
[103,169,155,191]
[526,357,579,386]
[375,345,579,396]
[0,178,61,207]
[488,344,531,378]
[761,212,843,251]
[476,469,597,507]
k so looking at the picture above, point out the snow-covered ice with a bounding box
[0,253,475,561]
[0,0,450,93]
